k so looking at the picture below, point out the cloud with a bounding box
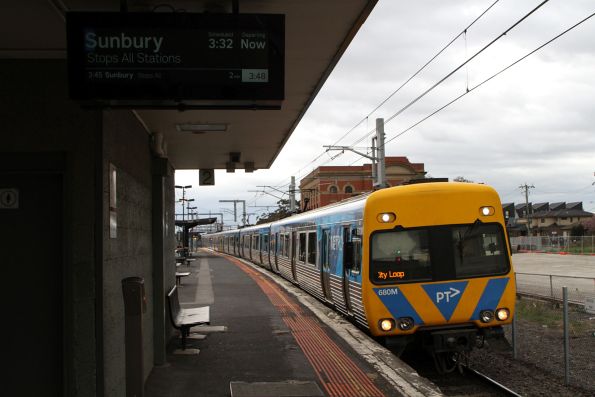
[177,0,595,223]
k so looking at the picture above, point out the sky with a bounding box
[176,0,595,227]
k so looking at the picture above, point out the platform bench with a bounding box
[175,271,191,286]
[166,285,210,349]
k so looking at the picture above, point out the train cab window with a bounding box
[298,232,307,262]
[452,223,509,278]
[371,230,432,283]
[307,231,317,265]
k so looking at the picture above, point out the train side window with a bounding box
[298,232,306,262]
[263,234,269,252]
[307,231,317,265]
[279,233,285,256]
[351,237,362,274]
[286,234,290,257]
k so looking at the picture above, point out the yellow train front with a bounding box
[361,182,515,371]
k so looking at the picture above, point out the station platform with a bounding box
[145,250,441,397]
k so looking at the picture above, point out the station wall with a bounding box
[0,59,101,396]
[0,59,176,396]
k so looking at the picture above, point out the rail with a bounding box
[463,365,522,397]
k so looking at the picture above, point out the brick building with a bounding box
[299,156,426,210]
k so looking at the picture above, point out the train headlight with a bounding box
[379,318,395,332]
[480,310,495,323]
[496,308,510,321]
[480,206,495,216]
[398,317,414,331]
[377,212,396,223]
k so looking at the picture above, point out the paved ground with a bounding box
[512,253,595,302]
[512,253,595,277]
[145,250,441,397]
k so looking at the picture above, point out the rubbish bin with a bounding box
[122,277,146,397]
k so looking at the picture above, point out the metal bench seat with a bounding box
[167,285,210,349]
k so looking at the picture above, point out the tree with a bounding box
[256,199,298,224]
[571,223,586,237]
[582,215,595,235]
[454,176,474,183]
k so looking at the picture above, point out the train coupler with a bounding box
[425,328,478,354]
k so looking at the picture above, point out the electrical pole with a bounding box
[290,176,296,213]
[219,199,246,226]
[323,118,387,190]
[375,118,387,189]
[519,183,534,235]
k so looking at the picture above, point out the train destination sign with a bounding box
[66,12,285,108]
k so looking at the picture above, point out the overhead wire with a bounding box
[269,0,502,189]
[349,0,551,148]
[375,9,595,156]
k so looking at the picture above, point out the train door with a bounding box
[342,227,353,315]
[273,232,279,272]
[290,231,297,282]
[248,235,253,261]
[321,228,333,302]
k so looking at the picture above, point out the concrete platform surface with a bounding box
[145,250,441,397]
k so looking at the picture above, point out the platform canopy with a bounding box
[0,0,378,171]
[175,218,217,228]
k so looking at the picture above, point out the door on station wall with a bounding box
[0,172,63,395]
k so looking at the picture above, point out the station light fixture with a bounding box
[244,161,255,173]
[176,123,228,134]
[230,152,241,163]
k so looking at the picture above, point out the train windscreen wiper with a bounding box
[456,219,483,262]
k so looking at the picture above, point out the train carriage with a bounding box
[207,181,515,372]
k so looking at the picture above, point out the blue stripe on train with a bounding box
[471,278,510,320]
[374,287,424,325]
[422,281,468,322]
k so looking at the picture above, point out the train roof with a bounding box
[207,182,500,236]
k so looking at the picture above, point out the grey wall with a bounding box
[0,59,101,396]
[102,110,154,397]
[1,59,175,397]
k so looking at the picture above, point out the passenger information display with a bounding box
[66,12,284,107]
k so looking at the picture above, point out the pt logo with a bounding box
[436,287,460,303]
[422,281,468,321]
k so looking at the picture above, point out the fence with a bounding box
[507,289,595,392]
[511,235,595,254]
[515,272,595,305]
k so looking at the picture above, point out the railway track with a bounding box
[401,351,523,396]
[461,364,523,396]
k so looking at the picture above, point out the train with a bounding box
[206,181,516,373]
